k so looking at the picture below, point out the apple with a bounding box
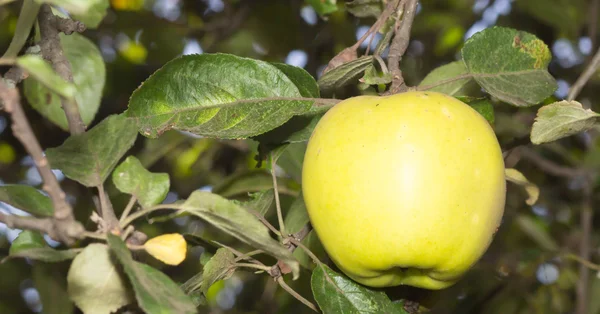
[301,91,506,290]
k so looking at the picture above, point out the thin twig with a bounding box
[81,231,106,240]
[271,158,286,236]
[248,207,281,236]
[563,252,600,272]
[119,203,177,227]
[276,276,320,313]
[97,184,119,231]
[119,195,138,224]
[0,80,83,244]
[386,0,419,94]
[589,0,599,53]
[518,147,582,178]
[37,4,86,134]
[568,45,600,101]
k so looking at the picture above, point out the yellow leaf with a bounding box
[505,168,540,206]
[144,233,187,265]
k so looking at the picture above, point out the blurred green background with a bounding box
[1,0,600,313]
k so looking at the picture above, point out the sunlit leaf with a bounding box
[144,233,187,266]
[419,61,473,96]
[179,191,300,279]
[0,184,53,217]
[33,263,74,314]
[306,0,338,16]
[126,53,315,139]
[346,0,384,18]
[46,114,138,187]
[69,0,109,29]
[505,168,539,206]
[271,62,319,98]
[9,230,46,255]
[212,169,299,198]
[2,0,39,58]
[67,244,133,314]
[17,55,76,99]
[34,0,107,16]
[311,264,405,314]
[106,234,197,314]
[455,96,495,125]
[530,100,600,145]
[318,56,373,94]
[24,33,106,131]
[112,156,170,208]
[201,248,236,294]
[461,26,557,106]
[242,189,275,216]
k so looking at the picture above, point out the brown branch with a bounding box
[568,45,600,101]
[37,4,85,135]
[576,182,594,314]
[385,0,419,94]
[518,147,583,178]
[276,276,319,313]
[0,80,83,244]
[589,0,599,53]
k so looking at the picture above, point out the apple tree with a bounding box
[0,0,598,313]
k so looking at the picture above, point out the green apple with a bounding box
[302,91,506,290]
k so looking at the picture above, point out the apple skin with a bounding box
[301,91,506,290]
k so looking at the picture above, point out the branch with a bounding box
[0,212,54,236]
[568,45,600,101]
[37,4,86,134]
[0,81,83,244]
[576,183,594,314]
[518,147,583,178]
[385,0,419,94]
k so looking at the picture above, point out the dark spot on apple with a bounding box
[376,103,380,107]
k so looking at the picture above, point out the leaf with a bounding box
[33,263,74,314]
[106,234,197,314]
[46,114,138,187]
[318,56,374,94]
[346,0,384,18]
[271,63,320,98]
[455,96,495,125]
[211,169,299,198]
[9,230,46,255]
[505,168,539,206]
[2,0,40,58]
[360,64,392,85]
[17,55,76,99]
[67,244,133,314]
[3,248,80,263]
[242,189,275,216]
[306,0,338,16]
[126,53,314,139]
[69,0,109,29]
[179,191,300,279]
[34,0,106,15]
[514,214,558,251]
[201,248,236,295]
[461,26,557,106]
[144,233,188,266]
[283,193,309,234]
[0,184,53,217]
[311,264,402,314]
[112,156,170,208]
[253,104,332,145]
[530,100,600,145]
[23,33,106,131]
[419,61,473,96]
[277,142,307,183]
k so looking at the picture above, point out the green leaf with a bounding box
[201,248,236,295]
[17,55,76,99]
[283,193,309,234]
[530,100,600,145]
[69,0,109,29]
[2,0,40,58]
[126,53,314,139]
[212,169,299,198]
[46,114,138,187]
[318,56,374,94]
[179,191,300,279]
[33,263,74,314]
[23,33,106,131]
[0,184,53,217]
[306,0,338,16]
[271,63,319,98]
[419,61,473,96]
[360,64,392,85]
[311,264,402,314]
[514,214,558,251]
[67,244,133,314]
[461,26,557,106]
[253,104,332,145]
[106,234,197,314]
[112,156,170,208]
[455,96,495,125]
[4,247,80,262]
[346,0,384,18]
[242,189,275,216]
[277,142,307,183]
[9,230,46,255]
[505,168,539,206]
